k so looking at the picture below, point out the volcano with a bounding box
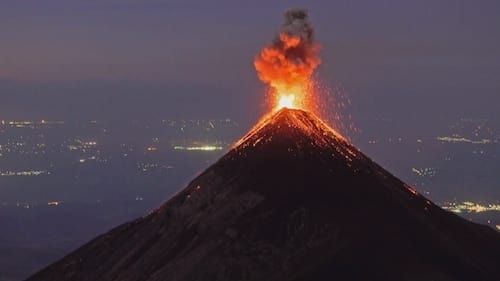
[27,108,500,281]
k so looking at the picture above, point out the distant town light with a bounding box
[173,145,223,151]
[442,201,500,213]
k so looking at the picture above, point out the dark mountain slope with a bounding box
[27,108,500,281]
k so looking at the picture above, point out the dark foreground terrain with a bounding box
[27,109,500,281]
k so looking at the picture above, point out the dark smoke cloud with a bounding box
[274,9,318,66]
[279,9,315,45]
[254,8,321,93]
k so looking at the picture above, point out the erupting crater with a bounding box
[27,103,500,281]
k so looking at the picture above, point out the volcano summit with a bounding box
[27,109,500,281]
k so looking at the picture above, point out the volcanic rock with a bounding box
[27,108,500,281]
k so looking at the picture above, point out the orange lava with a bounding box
[254,17,321,112]
[277,94,296,109]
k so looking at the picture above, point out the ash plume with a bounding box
[254,8,321,91]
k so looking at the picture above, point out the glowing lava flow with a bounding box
[254,9,321,113]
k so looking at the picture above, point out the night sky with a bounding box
[1,0,499,130]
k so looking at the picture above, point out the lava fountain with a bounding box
[234,8,343,148]
[254,9,321,112]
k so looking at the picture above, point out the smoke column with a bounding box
[254,9,321,111]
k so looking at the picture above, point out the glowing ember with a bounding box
[254,9,321,112]
[277,94,296,109]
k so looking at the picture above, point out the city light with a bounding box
[442,201,500,213]
[412,167,437,177]
[0,170,49,177]
[437,136,494,144]
[173,145,224,151]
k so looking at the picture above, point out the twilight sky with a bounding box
[1,0,499,132]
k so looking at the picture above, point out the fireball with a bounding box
[277,94,296,109]
[254,9,321,113]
